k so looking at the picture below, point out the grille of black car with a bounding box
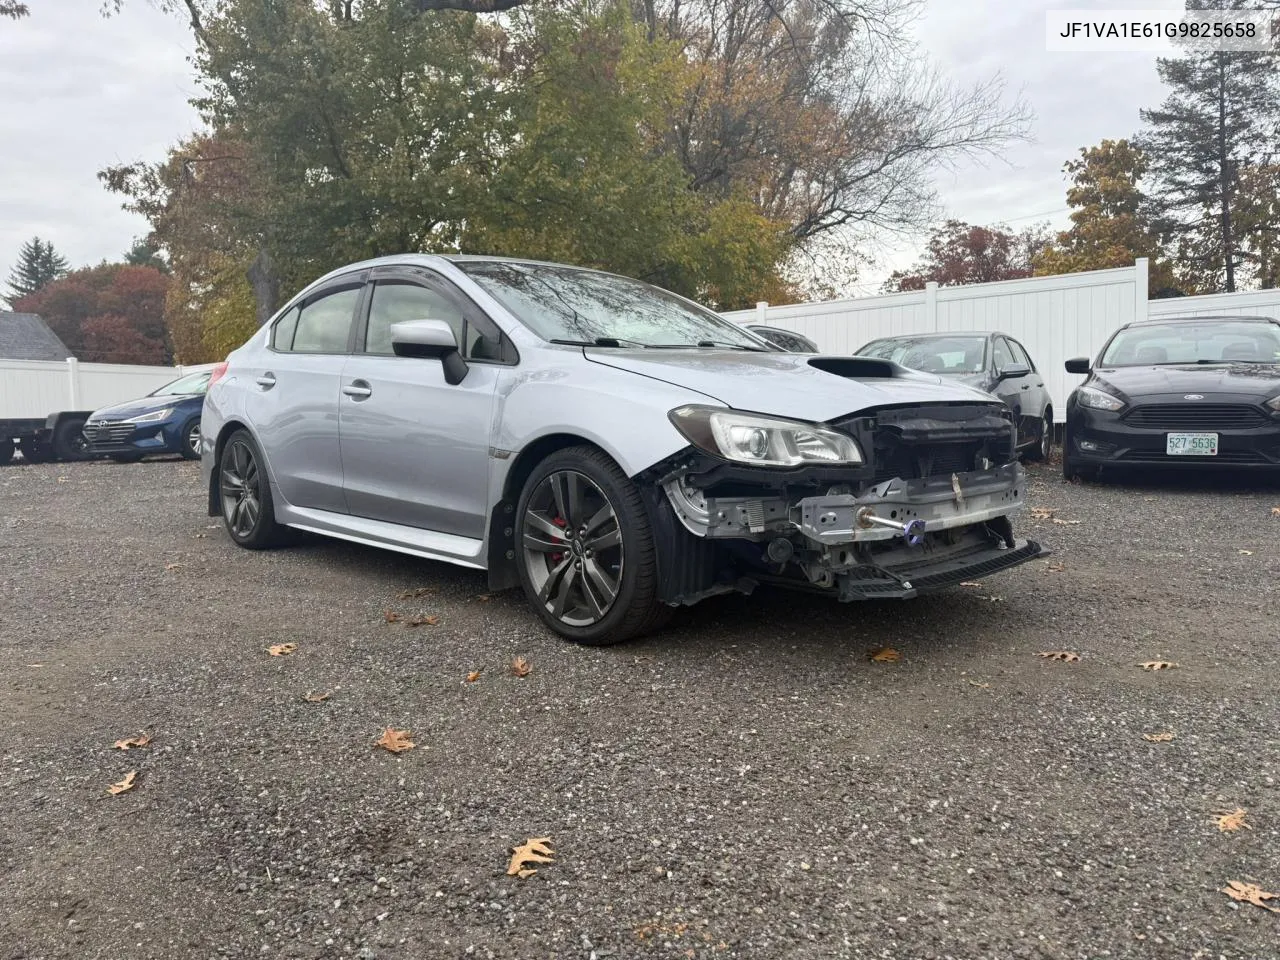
[84,422,136,444]
[1122,404,1268,430]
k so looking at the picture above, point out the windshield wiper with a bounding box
[648,340,767,352]
[549,337,648,348]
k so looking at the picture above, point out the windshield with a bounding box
[150,370,212,397]
[857,336,988,375]
[455,261,767,350]
[1100,321,1280,366]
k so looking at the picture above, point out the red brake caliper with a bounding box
[550,515,567,564]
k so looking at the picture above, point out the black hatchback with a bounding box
[1062,315,1280,480]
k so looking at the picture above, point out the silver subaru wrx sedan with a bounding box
[201,255,1045,644]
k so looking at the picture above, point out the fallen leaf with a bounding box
[967,680,991,689]
[1029,507,1055,520]
[106,771,137,795]
[869,647,900,662]
[507,837,554,877]
[475,594,492,602]
[1214,808,1251,833]
[1142,731,1175,743]
[268,643,297,657]
[958,581,983,588]
[1051,518,1082,526]
[405,615,440,627]
[112,733,151,750]
[1046,562,1065,573]
[192,533,207,539]
[983,595,1003,602]
[397,587,432,599]
[1239,549,1253,556]
[1222,880,1279,913]
[1139,660,1179,671]
[384,610,402,623]
[57,476,68,483]
[164,562,183,571]
[1037,651,1080,662]
[1271,507,1280,519]
[465,670,483,683]
[374,727,415,753]
[303,691,331,703]
[511,656,532,677]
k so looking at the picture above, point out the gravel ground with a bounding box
[1,455,1278,960]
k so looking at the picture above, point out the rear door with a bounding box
[338,265,511,538]
[248,274,365,513]
[1006,337,1047,436]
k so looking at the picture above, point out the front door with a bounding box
[991,336,1029,446]
[338,268,508,539]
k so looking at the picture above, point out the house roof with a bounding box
[0,311,72,361]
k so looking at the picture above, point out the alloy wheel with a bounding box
[186,422,201,457]
[220,439,261,539]
[521,470,623,627]
[1040,415,1052,459]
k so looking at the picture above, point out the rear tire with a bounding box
[1025,411,1052,462]
[217,429,285,549]
[18,437,53,464]
[515,445,670,645]
[52,417,91,462]
[179,417,202,460]
[0,441,12,466]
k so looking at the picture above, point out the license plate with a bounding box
[1166,432,1218,456]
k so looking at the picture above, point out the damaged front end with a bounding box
[643,402,1046,604]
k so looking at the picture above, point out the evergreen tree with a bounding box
[1137,0,1280,292]
[5,237,70,305]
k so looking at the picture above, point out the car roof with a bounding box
[865,331,1001,340]
[1125,314,1278,327]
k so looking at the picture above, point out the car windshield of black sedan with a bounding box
[858,336,987,374]
[1101,322,1280,366]
[455,261,766,350]
[149,370,212,397]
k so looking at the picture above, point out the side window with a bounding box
[366,281,464,356]
[292,287,361,354]
[271,306,300,351]
[1007,339,1033,369]
[993,337,1013,371]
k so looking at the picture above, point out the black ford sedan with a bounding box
[1062,315,1280,480]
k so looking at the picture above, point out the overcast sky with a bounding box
[0,0,1184,294]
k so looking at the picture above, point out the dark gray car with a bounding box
[202,257,1045,645]
[856,332,1054,461]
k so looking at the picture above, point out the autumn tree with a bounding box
[886,220,1051,291]
[5,236,69,304]
[12,264,170,364]
[1034,139,1177,295]
[0,2,28,21]
[1136,0,1280,292]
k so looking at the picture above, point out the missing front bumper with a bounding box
[834,538,1046,600]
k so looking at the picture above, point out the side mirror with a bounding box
[391,319,468,384]
[996,362,1030,380]
[1064,357,1091,375]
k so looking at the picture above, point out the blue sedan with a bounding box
[83,368,214,461]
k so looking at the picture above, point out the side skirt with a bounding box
[277,503,487,570]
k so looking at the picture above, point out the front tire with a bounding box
[179,417,202,460]
[218,429,284,549]
[515,445,669,645]
[1061,428,1098,483]
[52,417,91,462]
[0,441,13,466]
[18,437,53,464]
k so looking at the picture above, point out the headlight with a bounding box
[1266,396,1280,413]
[668,405,863,467]
[124,407,174,424]
[1077,386,1124,412]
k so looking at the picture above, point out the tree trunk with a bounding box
[1216,55,1235,293]
[246,248,280,327]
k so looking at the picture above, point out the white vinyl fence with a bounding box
[0,358,194,421]
[727,259,1280,423]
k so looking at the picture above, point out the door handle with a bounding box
[1021,385,1030,391]
[255,373,276,390]
[342,380,372,400]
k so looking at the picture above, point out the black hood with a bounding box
[1091,363,1280,405]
